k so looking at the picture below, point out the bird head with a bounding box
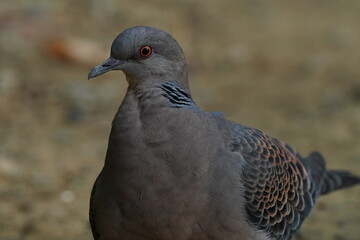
[88,26,188,88]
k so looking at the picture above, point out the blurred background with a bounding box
[0,0,359,239]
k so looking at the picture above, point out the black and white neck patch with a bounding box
[160,82,195,108]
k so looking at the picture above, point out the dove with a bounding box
[88,26,360,240]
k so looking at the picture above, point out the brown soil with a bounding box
[0,1,359,239]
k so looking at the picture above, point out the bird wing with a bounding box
[229,125,316,240]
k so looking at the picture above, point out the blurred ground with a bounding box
[0,0,359,240]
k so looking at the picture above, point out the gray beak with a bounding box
[88,58,125,80]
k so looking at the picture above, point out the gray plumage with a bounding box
[88,26,360,240]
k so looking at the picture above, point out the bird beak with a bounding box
[88,58,125,80]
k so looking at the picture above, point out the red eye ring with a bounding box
[139,46,152,58]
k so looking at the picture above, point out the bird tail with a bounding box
[320,170,360,195]
[304,151,360,195]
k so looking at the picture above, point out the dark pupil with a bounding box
[142,47,150,55]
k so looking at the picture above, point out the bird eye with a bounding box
[139,46,152,58]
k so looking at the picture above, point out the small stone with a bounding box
[0,156,20,179]
[60,190,75,203]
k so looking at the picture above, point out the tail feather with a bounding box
[304,152,360,196]
[321,170,360,195]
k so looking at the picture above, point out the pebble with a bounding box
[60,190,75,203]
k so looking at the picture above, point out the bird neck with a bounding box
[104,80,198,166]
[124,65,190,91]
